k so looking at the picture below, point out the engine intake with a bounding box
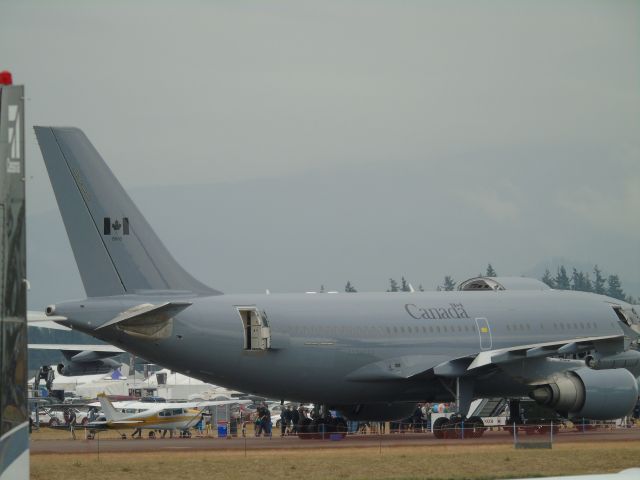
[529,367,638,420]
[57,357,120,376]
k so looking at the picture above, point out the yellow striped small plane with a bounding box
[94,393,243,432]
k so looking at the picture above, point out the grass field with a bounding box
[30,441,640,480]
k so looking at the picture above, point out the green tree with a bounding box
[438,275,456,291]
[571,268,592,292]
[606,275,626,301]
[400,277,411,292]
[345,281,357,293]
[387,278,399,292]
[593,265,606,295]
[486,263,497,277]
[554,266,570,290]
[541,269,555,288]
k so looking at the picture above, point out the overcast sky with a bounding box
[2,1,639,305]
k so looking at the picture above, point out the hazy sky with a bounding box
[2,1,639,305]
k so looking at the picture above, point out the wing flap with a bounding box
[467,334,624,370]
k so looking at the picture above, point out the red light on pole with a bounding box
[0,71,13,85]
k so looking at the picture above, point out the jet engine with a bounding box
[529,367,638,420]
[57,357,121,376]
[335,402,417,421]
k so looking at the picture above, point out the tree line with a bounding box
[339,263,636,303]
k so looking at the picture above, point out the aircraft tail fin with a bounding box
[34,127,220,297]
[97,393,126,422]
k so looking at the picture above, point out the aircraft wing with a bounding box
[346,334,626,382]
[466,334,624,370]
[182,399,251,409]
[28,344,124,353]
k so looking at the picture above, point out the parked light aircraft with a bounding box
[91,394,243,432]
[35,127,640,437]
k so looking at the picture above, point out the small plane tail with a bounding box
[34,127,220,297]
[97,393,126,422]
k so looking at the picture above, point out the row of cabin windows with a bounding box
[505,321,611,332]
[285,324,477,336]
[159,408,187,417]
[284,321,611,337]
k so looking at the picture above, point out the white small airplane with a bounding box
[91,393,247,432]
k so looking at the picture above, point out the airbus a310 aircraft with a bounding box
[35,126,640,438]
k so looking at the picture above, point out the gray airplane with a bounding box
[34,126,640,437]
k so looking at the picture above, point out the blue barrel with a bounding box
[217,423,228,438]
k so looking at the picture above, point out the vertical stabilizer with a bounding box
[96,393,126,422]
[34,127,220,297]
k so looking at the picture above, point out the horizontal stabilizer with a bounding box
[98,302,192,330]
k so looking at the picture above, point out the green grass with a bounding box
[31,441,640,480]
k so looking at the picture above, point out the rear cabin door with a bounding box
[237,307,271,351]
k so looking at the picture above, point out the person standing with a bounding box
[291,406,300,435]
[67,408,77,440]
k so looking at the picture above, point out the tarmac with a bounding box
[30,429,640,454]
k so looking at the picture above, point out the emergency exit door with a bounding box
[475,317,492,350]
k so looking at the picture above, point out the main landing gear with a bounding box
[297,405,348,440]
[432,414,485,439]
[433,377,486,439]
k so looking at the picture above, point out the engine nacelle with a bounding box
[585,350,640,370]
[57,357,120,376]
[334,403,417,421]
[530,367,638,420]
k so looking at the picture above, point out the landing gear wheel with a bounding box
[334,418,348,439]
[466,416,485,438]
[297,418,313,439]
[432,417,450,439]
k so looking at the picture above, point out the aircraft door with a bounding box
[475,317,492,350]
[237,307,271,351]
